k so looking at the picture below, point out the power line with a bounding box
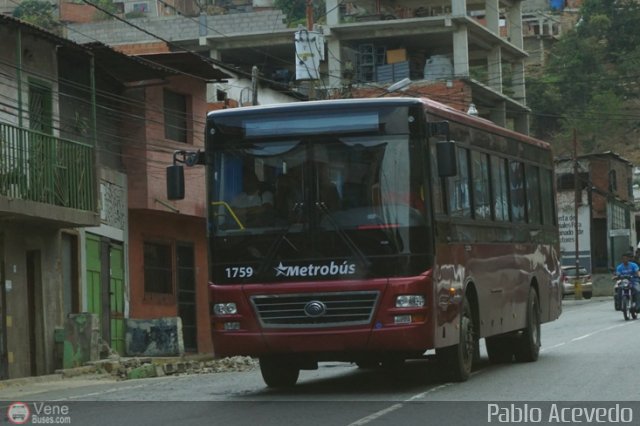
[10,2,640,130]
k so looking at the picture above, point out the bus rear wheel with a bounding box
[437,298,475,382]
[259,356,300,388]
[513,289,541,362]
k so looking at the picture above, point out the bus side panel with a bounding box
[433,240,561,348]
[432,243,466,349]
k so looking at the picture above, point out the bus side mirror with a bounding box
[167,164,185,200]
[436,140,457,177]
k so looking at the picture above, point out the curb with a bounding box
[0,355,256,387]
[0,374,63,390]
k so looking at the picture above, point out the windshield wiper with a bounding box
[315,201,372,270]
[255,203,304,281]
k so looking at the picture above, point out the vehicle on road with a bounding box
[167,97,563,387]
[614,275,638,320]
[561,266,593,299]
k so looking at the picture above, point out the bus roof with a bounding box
[207,97,550,150]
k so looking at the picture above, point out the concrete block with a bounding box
[127,364,157,380]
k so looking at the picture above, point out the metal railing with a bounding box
[0,122,95,212]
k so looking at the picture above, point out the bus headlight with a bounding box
[213,302,237,315]
[395,295,425,308]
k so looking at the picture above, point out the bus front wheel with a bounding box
[259,356,300,388]
[436,298,475,382]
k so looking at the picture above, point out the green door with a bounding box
[85,234,101,319]
[109,244,125,355]
[85,235,125,355]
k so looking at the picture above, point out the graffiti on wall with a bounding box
[100,180,125,229]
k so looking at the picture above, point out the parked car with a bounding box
[561,266,593,299]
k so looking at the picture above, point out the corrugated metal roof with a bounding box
[2,16,230,83]
[136,52,231,82]
[1,14,87,51]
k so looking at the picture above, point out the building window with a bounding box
[133,2,148,13]
[609,169,617,192]
[164,89,188,143]
[611,204,626,230]
[144,241,173,294]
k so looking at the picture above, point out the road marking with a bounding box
[572,334,591,341]
[541,342,566,352]
[347,403,403,426]
[542,322,631,353]
[51,380,168,401]
[347,370,485,425]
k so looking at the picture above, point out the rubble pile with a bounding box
[80,356,257,380]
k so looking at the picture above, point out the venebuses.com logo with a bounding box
[7,402,72,424]
[7,402,30,425]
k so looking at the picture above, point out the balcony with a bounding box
[0,122,98,227]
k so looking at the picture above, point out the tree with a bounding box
[527,0,640,157]
[13,0,59,33]
[274,0,326,27]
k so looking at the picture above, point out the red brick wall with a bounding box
[123,75,208,216]
[589,156,633,219]
[59,2,96,23]
[348,80,472,113]
[113,43,171,55]
[128,210,213,353]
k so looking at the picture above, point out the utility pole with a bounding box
[306,0,314,30]
[573,129,583,300]
[306,0,316,101]
[251,66,258,106]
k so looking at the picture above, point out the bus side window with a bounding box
[447,147,471,217]
[430,143,444,214]
[509,160,526,222]
[471,151,491,219]
[491,156,509,221]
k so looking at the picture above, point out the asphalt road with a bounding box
[2,297,640,426]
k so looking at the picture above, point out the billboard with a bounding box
[558,204,592,272]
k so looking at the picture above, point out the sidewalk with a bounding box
[0,354,257,391]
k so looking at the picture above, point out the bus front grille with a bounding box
[250,291,379,329]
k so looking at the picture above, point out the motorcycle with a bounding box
[614,275,639,321]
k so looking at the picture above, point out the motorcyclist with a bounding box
[615,253,640,309]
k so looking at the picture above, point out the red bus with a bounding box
[167,97,562,387]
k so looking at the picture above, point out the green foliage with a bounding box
[93,0,119,21]
[528,0,640,156]
[12,0,59,33]
[274,0,326,26]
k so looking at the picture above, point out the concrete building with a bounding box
[555,152,636,274]
[0,14,230,378]
[119,52,228,354]
[67,0,536,133]
[0,16,99,379]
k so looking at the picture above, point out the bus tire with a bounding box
[513,289,541,362]
[485,335,514,364]
[436,298,475,382]
[259,356,300,388]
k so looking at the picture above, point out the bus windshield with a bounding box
[208,134,433,283]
